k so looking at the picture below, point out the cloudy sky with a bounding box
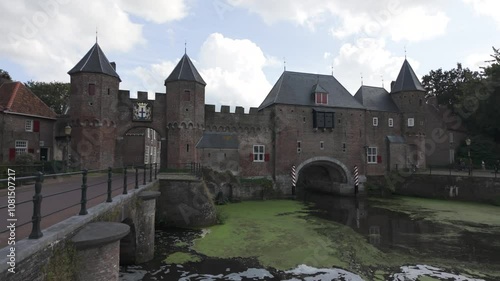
[1,0,499,110]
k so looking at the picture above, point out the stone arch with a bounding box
[218,126,224,132]
[181,122,187,129]
[173,122,178,129]
[188,122,194,129]
[295,156,353,194]
[119,217,137,265]
[224,126,230,132]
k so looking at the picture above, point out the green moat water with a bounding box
[120,193,500,280]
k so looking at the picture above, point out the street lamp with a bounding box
[64,125,72,173]
[465,137,471,176]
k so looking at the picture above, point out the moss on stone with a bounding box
[43,242,78,281]
[163,252,201,264]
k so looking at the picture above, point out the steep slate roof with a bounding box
[165,54,206,85]
[354,86,400,112]
[68,43,121,81]
[390,59,425,93]
[258,71,365,110]
[0,82,57,119]
[196,132,239,149]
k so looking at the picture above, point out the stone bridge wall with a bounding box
[0,181,159,281]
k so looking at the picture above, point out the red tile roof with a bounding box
[0,82,57,119]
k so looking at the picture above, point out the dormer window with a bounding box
[315,92,328,105]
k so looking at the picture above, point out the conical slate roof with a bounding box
[68,43,121,81]
[165,54,206,85]
[391,59,425,93]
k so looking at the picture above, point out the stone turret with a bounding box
[164,53,206,165]
[68,43,120,169]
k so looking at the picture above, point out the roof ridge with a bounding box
[7,82,21,108]
[273,72,285,104]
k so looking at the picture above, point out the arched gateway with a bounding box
[296,157,354,195]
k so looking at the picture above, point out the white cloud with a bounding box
[121,60,177,98]
[229,0,449,42]
[0,0,188,82]
[332,38,419,93]
[464,52,492,71]
[198,33,274,109]
[119,0,189,23]
[464,0,500,27]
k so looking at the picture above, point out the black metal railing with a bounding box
[393,164,499,178]
[0,163,160,240]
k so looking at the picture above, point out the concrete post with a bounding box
[71,222,130,281]
[135,191,160,263]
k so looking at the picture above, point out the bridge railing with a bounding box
[393,164,499,178]
[164,162,202,178]
[0,163,158,241]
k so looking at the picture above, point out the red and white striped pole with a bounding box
[291,165,297,195]
[354,165,359,195]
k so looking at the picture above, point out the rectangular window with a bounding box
[388,118,394,127]
[367,147,377,164]
[147,128,150,138]
[15,140,28,155]
[342,143,346,152]
[25,120,33,132]
[320,141,324,150]
[152,147,157,163]
[88,83,96,96]
[297,141,301,153]
[313,110,335,129]
[253,145,265,162]
[145,145,150,164]
[408,118,415,127]
[315,93,328,105]
[372,117,378,127]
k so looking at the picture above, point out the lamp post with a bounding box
[465,137,471,176]
[64,125,72,173]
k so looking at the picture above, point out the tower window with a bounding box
[320,141,324,150]
[297,141,301,153]
[408,118,415,127]
[107,88,110,95]
[88,83,95,96]
[186,144,190,152]
[372,117,378,127]
[183,90,191,101]
[388,118,394,127]
[342,143,346,152]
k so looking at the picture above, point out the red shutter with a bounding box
[264,153,270,162]
[33,120,40,132]
[28,148,35,154]
[89,84,95,96]
[249,153,253,162]
[377,155,382,163]
[9,148,15,161]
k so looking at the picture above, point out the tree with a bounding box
[25,81,70,115]
[0,69,12,85]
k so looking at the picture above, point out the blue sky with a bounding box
[1,0,499,110]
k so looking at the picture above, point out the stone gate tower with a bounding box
[164,53,206,166]
[390,59,427,167]
[68,43,121,169]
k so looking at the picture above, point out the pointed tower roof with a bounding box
[390,59,425,93]
[68,43,121,81]
[165,54,206,86]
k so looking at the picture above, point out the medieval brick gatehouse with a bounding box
[62,42,459,194]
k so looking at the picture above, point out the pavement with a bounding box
[0,171,152,247]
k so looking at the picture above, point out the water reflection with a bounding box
[301,191,500,264]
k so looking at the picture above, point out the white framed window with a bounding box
[372,117,378,127]
[253,145,265,162]
[388,118,394,128]
[320,141,324,150]
[145,145,150,164]
[315,92,328,105]
[152,146,156,163]
[25,120,33,132]
[15,140,28,155]
[297,141,301,153]
[367,147,377,164]
[408,118,415,127]
[147,128,150,138]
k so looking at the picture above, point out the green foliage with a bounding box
[0,69,12,81]
[25,80,70,114]
[456,135,500,167]
[422,47,500,160]
[15,153,35,165]
[239,177,273,189]
[215,207,228,225]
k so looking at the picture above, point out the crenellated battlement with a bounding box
[118,90,166,101]
[205,104,260,115]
